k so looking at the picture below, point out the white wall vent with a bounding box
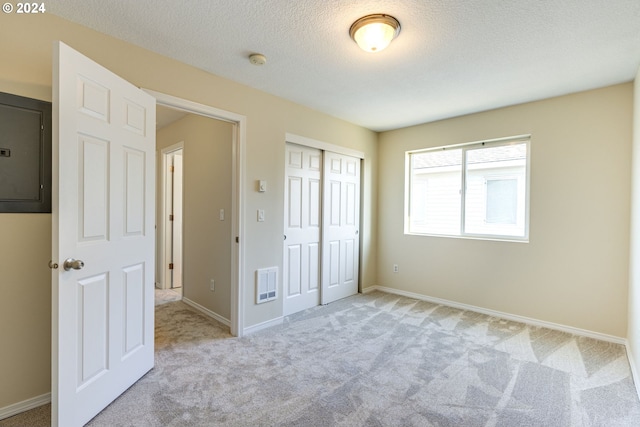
[256,267,277,304]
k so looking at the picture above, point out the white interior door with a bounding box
[322,151,360,304]
[171,150,183,288]
[283,144,322,315]
[52,41,155,427]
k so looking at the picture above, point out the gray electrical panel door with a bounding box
[0,92,52,213]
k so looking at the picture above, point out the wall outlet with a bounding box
[393,264,399,273]
[210,279,215,291]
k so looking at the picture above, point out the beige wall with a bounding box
[0,13,377,410]
[377,84,633,337]
[157,114,234,320]
[0,214,51,408]
[629,67,640,378]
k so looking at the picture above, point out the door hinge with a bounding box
[169,166,174,172]
[169,263,174,270]
[235,236,239,243]
[169,214,174,221]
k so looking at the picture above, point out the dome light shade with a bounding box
[349,14,401,53]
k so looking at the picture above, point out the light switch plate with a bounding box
[258,180,267,192]
[257,209,265,222]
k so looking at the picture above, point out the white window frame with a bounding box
[405,135,531,242]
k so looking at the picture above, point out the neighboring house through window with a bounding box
[406,135,530,241]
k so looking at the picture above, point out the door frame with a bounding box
[159,142,184,290]
[285,133,364,160]
[283,133,364,315]
[147,90,246,337]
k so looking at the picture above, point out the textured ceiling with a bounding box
[49,0,640,132]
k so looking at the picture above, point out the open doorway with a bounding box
[154,101,242,334]
[155,106,232,322]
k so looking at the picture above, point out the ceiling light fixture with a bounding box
[349,14,401,53]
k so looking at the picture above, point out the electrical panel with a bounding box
[0,92,52,213]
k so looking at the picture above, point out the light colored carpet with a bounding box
[155,288,183,305]
[2,290,640,426]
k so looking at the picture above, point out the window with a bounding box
[406,136,530,241]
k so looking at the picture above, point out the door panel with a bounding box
[77,273,108,387]
[123,263,145,355]
[321,152,360,304]
[124,148,145,236]
[287,244,302,296]
[328,240,340,287]
[288,176,302,228]
[308,242,319,291]
[79,136,109,241]
[283,144,321,315]
[53,41,155,427]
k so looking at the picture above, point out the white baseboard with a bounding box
[364,285,626,345]
[182,297,230,327]
[625,343,640,401]
[243,316,283,335]
[0,393,50,421]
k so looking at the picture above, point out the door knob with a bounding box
[63,258,85,271]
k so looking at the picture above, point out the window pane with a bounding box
[409,149,461,235]
[464,143,526,237]
[486,179,517,224]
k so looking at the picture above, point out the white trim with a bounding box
[145,89,246,124]
[0,393,50,421]
[159,142,184,291]
[406,134,532,153]
[145,89,246,338]
[285,132,365,159]
[243,317,284,335]
[366,286,626,344]
[626,343,640,401]
[231,115,246,337]
[182,297,230,327]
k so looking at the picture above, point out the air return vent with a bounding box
[256,267,277,304]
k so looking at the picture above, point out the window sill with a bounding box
[404,231,529,244]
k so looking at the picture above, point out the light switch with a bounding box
[219,209,225,221]
[257,209,265,222]
[258,180,267,192]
